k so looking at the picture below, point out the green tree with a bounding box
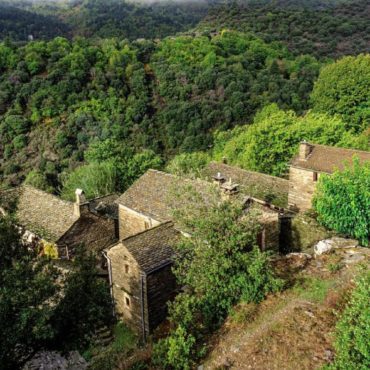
[153,187,283,368]
[0,217,59,369]
[166,152,211,177]
[213,105,367,177]
[51,248,113,350]
[327,271,370,370]
[310,54,370,132]
[313,159,370,246]
[61,161,117,201]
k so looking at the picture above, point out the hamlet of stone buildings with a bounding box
[1,142,369,339]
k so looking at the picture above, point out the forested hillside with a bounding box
[0,3,70,41]
[197,0,370,58]
[0,0,213,41]
[0,31,322,191]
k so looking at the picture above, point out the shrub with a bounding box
[61,161,117,201]
[153,191,283,368]
[166,152,211,177]
[311,54,370,132]
[313,158,370,246]
[328,271,370,370]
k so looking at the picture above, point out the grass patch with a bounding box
[111,321,137,353]
[86,322,138,369]
[292,277,335,303]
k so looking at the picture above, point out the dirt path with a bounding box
[203,249,369,370]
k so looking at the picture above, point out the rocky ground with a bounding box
[203,238,369,370]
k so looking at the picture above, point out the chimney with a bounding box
[220,178,239,200]
[74,188,89,217]
[212,172,226,186]
[299,140,313,160]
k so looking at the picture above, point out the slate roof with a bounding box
[202,162,289,208]
[291,144,370,173]
[88,193,119,219]
[0,185,78,242]
[57,212,118,253]
[121,221,180,273]
[116,169,214,222]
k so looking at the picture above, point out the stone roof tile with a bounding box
[116,169,214,222]
[122,221,180,273]
[203,162,289,208]
[0,185,78,242]
[291,144,370,173]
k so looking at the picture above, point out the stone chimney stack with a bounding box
[74,189,89,217]
[220,178,239,200]
[212,172,226,186]
[299,140,313,160]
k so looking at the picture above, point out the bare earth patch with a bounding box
[203,248,369,370]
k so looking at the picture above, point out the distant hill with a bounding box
[196,0,370,58]
[0,3,70,41]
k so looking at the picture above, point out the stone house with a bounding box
[107,221,179,340]
[288,142,370,211]
[0,185,118,261]
[106,169,282,338]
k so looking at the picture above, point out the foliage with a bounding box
[213,105,366,177]
[153,190,283,368]
[198,0,370,59]
[328,271,370,370]
[311,54,370,132]
[51,247,113,350]
[61,161,117,201]
[24,169,54,193]
[0,216,114,368]
[166,152,211,177]
[0,216,59,369]
[85,139,162,193]
[0,32,320,189]
[313,159,370,246]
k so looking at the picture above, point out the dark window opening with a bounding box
[125,296,130,307]
[125,264,129,274]
[313,172,318,182]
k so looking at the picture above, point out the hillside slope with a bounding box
[196,0,370,58]
[204,245,370,369]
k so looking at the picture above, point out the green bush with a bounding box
[328,271,370,370]
[313,158,370,246]
[61,161,117,201]
[166,152,210,177]
[311,54,370,132]
[153,193,283,368]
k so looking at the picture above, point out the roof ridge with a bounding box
[311,143,370,155]
[208,161,289,182]
[121,220,174,244]
[22,184,75,206]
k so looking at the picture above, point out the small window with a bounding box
[313,172,318,182]
[125,296,131,308]
[144,220,150,229]
[125,264,130,274]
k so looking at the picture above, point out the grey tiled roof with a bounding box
[122,221,180,273]
[291,144,370,173]
[0,185,78,242]
[202,162,289,208]
[116,169,214,222]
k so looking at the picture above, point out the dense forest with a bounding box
[197,0,370,58]
[0,31,324,191]
[0,0,369,196]
[0,1,369,370]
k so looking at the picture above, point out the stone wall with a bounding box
[108,244,145,335]
[280,213,333,253]
[288,167,322,211]
[146,264,177,333]
[118,205,160,240]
